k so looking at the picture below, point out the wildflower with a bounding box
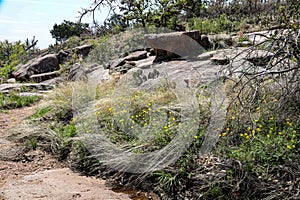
[256,107,260,111]
[256,128,261,132]
[287,145,292,149]
[252,130,255,134]
[267,134,270,138]
[292,130,296,134]
[273,99,278,102]
[108,107,113,112]
[292,145,296,148]
[278,132,282,135]
[259,124,263,128]
[245,135,250,139]
[291,139,295,143]
[286,122,292,126]
[226,127,230,131]
[244,133,248,136]
[247,126,251,131]
[194,135,198,139]
[254,119,259,123]
[231,116,235,120]
[240,133,244,137]
[269,117,274,121]
[172,117,176,121]
[221,132,227,137]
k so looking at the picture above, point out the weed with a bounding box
[0,92,41,109]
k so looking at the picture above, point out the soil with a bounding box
[0,103,153,200]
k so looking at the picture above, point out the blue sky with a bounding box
[0,0,106,48]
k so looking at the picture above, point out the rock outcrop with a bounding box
[0,83,54,94]
[72,44,93,58]
[13,54,59,81]
[145,30,205,62]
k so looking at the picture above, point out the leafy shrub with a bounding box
[0,92,41,110]
[50,20,89,43]
[0,40,26,81]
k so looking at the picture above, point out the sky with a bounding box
[0,0,106,49]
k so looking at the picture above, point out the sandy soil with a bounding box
[0,104,150,200]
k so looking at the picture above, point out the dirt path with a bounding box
[0,104,149,200]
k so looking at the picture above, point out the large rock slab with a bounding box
[30,71,60,83]
[124,50,148,61]
[72,44,93,58]
[13,54,59,81]
[68,63,111,82]
[0,83,54,94]
[145,30,204,62]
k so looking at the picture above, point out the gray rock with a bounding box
[68,63,87,81]
[6,78,16,83]
[123,58,221,91]
[41,77,65,85]
[72,44,93,58]
[109,58,126,70]
[124,51,148,61]
[145,30,204,62]
[57,50,70,64]
[211,53,230,65]
[210,34,233,46]
[246,50,274,66]
[18,92,45,97]
[199,35,213,49]
[87,66,111,82]
[13,54,59,81]
[0,83,54,94]
[237,41,252,47]
[30,71,60,83]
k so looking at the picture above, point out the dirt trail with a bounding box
[0,104,146,200]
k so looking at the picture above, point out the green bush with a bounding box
[0,40,26,81]
[190,14,243,34]
[0,92,41,110]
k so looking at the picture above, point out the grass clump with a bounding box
[0,92,41,110]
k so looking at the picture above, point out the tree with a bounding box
[50,20,90,43]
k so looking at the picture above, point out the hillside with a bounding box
[0,1,299,199]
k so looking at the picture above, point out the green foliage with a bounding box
[190,14,243,34]
[28,138,37,150]
[50,20,89,43]
[64,36,82,49]
[205,183,223,199]
[225,116,299,171]
[0,40,26,81]
[0,92,41,110]
[31,106,53,119]
[55,121,77,139]
[154,171,182,193]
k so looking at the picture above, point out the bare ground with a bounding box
[0,103,152,200]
